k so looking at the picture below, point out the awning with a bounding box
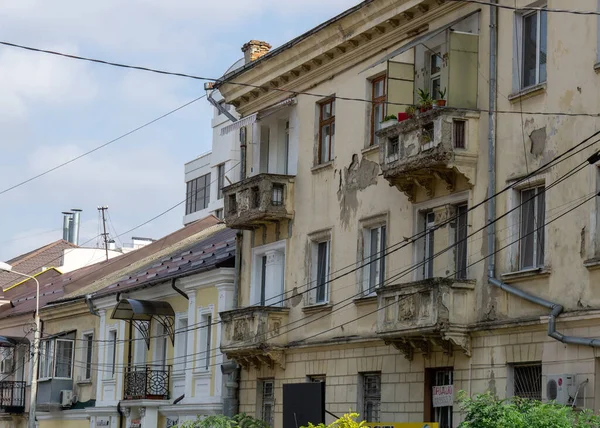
[220,113,258,136]
[220,97,297,136]
[0,336,29,347]
[362,9,481,72]
[111,299,175,321]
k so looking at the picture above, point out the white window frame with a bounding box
[519,185,545,270]
[359,214,388,296]
[514,4,548,91]
[308,229,332,306]
[80,330,94,381]
[412,192,470,281]
[132,322,147,368]
[251,240,286,307]
[196,306,214,373]
[153,322,168,371]
[54,339,75,380]
[174,314,189,375]
[429,51,442,98]
[507,177,547,272]
[258,379,275,426]
[39,339,54,380]
[105,328,117,380]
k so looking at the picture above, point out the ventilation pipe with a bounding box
[62,212,73,242]
[70,209,82,245]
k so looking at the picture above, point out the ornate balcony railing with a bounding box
[0,381,25,413]
[123,365,171,400]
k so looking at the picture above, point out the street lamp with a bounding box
[0,262,40,428]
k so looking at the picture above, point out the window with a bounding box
[272,184,284,206]
[217,164,225,200]
[39,340,54,379]
[361,373,381,422]
[252,187,261,209]
[318,98,335,164]
[198,312,212,371]
[371,75,386,146]
[364,225,386,295]
[388,136,399,157]
[107,330,117,377]
[133,322,147,367]
[228,194,237,214]
[83,333,93,380]
[55,339,74,378]
[431,369,454,428]
[259,379,275,426]
[155,324,168,370]
[519,186,545,269]
[311,240,330,304]
[185,173,211,215]
[214,208,223,219]
[423,211,436,279]
[39,338,74,380]
[520,10,547,88]
[512,363,542,400]
[455,204,468,279]
[430,52,442,98]
[174,317,188,374]
[253,242,286,307]
[453,120,466,149]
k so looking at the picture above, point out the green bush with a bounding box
[458,391,600,428]
[177,413,270,428]
[302,412,366,428]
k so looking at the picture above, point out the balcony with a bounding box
[220,306,289,369]
[223,174,295,230]
[376,278,475,360]
[377,108,479,202]
[123,365,171,400]
[0,381,25,413]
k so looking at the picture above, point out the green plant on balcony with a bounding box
[380,114,398,129]
[178,413,270,428]
[417,88,433,112]
[435,87,447,107]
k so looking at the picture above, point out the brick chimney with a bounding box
[242,40,272,64]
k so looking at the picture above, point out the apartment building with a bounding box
[215,0,600,427]
[182,61,245,225]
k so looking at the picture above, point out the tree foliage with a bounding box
[458,391,600,428]
[177,413,270,428]
[302,412,366,428]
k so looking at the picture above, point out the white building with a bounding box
[183,59,245,225]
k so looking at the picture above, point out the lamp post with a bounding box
[0,262,40,428]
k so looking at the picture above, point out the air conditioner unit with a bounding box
[60,390,73,407]
[0,358,13,374]
[546,374,576,405]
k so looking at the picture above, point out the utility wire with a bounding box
[0,94,205,197]
[1,40,600,118]
[447,0,600,16]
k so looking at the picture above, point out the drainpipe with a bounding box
[171,278,189,300]
[85,294,99,317]
[487,0,498,279]
[207,90,237,123]
[489,278,600,347]
[240,126,247,181]
[233,231,243,309]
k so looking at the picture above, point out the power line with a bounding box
[447,0,600,16]
[0,94,205,197]
[1,40,600,118]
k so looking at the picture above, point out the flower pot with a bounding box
[420,106,432,113]
[380,119,397,129]
[435,99,447,107]
[397,112,411,122]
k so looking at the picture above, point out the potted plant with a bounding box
[435,87,447,107]
[380,114,398,129]
[417,88,433,112]
[398,105,415,122]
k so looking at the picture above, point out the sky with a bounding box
[0,0,360,261]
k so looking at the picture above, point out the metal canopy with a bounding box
[111,299,176,348]
[0,336,29,347]
[361,9,480,72]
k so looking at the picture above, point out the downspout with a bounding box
[171,278,189,300]
[487,0,497,279]
[117,401,124,428]
[233,231,242,309]
[85,294,100,317]
[207,90,237,123]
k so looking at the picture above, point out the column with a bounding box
[184,292,196,401]
[96,310,106,402]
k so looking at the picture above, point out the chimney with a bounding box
[108,240,117,251]
[241,40,272,64]
[62,212,73,242]
[70,209,82,245]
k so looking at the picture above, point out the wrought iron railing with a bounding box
[123,365,171,400]
[0,381,25,413]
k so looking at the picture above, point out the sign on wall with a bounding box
[366,424,439,428]
[129,419,141,428]
[432,384,454,408]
